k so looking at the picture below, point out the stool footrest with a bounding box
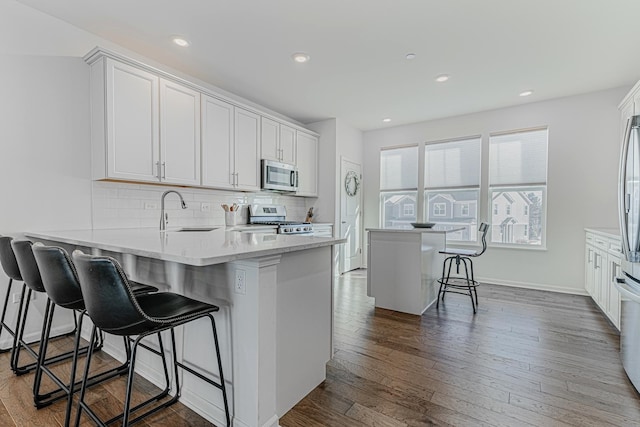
[437,277,479,288]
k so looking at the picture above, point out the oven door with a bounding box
[262,160,298,192]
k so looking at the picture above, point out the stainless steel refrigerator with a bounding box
[617,114,640,392]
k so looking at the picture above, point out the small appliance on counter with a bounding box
[261,159,298,192]
[248,204,313,235]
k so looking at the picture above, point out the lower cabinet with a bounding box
[585,230,622,330]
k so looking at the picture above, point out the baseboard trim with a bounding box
[477,276,587,296]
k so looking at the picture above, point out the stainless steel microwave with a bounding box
[261,159,298,192]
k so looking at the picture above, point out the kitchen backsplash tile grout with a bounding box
[91,181,313,230]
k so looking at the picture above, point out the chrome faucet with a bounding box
[160,190,187,231]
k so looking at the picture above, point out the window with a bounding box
[424,137,481,242]
[489,128,548,246]
[379,146,418,229]
[433,203,446,216]
[403,204,414,216]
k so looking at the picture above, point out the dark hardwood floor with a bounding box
[0,271,639,426]
[281,270,640,427]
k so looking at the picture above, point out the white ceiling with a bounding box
[17,0,640,131]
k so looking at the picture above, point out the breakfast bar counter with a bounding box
[366,227,462,315]
[26,227,345,427]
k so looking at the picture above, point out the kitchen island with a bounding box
[366,227,463,315]
[25,227,345,427]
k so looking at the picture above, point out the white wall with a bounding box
[363,87,629,294]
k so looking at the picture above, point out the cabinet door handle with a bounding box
[162,162,166,179]
[156,161,162,181]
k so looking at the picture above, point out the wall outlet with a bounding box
[234,269,246,295]
[144,202,158,210]
[201,202,212,212]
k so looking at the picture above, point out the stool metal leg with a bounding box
[0,278,18,354]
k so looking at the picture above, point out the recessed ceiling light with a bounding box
[292,52,310,63]
[520,90,534,97]
[171,36,190,47]
[405,53,417,60]
[435,74,449,83]
[383,118,391,123]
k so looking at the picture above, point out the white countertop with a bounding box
[585,228,621,239]
[366,226,464,234]
[26,228,345,267]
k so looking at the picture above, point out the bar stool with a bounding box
[436,223,489,314]
[0,236,27,360]
[32,243,158,424]
[72,250,230,427]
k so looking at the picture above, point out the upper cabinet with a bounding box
[261,117,296,164]
[159,79,201,186]
[201,95,234,189]
[96,59,159,182]
[201,97,260,191]
[91,58,200,185]
[234,108,261,191]
[296,131,318,197]
[86,48,318,194]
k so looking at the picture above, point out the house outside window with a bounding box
[489,128,548,247]
[379,146,418,229]
[424,137,481,242]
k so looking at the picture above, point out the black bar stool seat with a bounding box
[32,243,158,425]
[0,235,27,360]
[72,250,230,427]
[436,223,489,314]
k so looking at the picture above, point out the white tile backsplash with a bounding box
[91,181,313,230]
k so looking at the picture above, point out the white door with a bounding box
[340,158,362,273]
[279,124,297,164]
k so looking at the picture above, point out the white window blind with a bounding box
[425,137,481,189]
[380,146,418,190]
[489,128,548,186]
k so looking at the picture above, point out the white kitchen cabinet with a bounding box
[90,57,200,185]
[201,99,260,191]
[584,229,622,330]
[261,117,296,164]
[159,79,201,185]
[234,108,261,191]
[201,95,234,189]
[93,58,159,182]
[296,131,318,197]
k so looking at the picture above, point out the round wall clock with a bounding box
[345,171,360,197]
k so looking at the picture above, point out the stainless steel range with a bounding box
[248,204,313,235]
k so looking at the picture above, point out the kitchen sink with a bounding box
[172,227,219,232]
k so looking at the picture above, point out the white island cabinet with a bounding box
[25,228,344,427]
[367,227,462,315]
